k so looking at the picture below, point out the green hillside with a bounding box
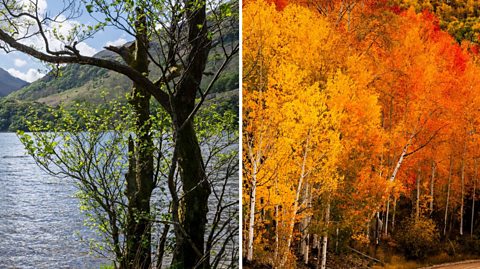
[7,45,239,106]
[1,18,239,132]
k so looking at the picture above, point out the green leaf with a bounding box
[86,4,93,13]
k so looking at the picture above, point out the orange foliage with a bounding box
[243,0,480,264]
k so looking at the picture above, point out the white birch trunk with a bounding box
[274,205,279,262]
[385,135,414,235]
[430,161,436,214]
[471,159,477,238]
[246,144,260,261]
[392,196,397,232]
[321,201,330,269]
[280,135,311,267]
[385,199,390,236]
[247,173,256,261]
[302,183,312,265]
[416,167,421,221]
[444,155,453,236]
[460,140,467,236]
[389,139,412,182]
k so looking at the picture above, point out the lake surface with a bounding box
[0,132,239,268]
[0,133,108,268]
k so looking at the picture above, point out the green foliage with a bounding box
[17,100,238,265]
[395,216,440,259]
[392,0,480,44]
[0,99,51,131]
[18,100,138,260]
[210,71,239,94]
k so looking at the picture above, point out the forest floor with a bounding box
[243,248,480,268]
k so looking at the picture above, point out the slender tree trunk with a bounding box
[389,138,412,182]
[385,135,414,236]
[316,234,321,269]
[392,196,397,232]
[385,199,390,236]
[321,201,330,269]
[472,159,477,238]
[274,205,279,263]
[335,227,339,254]
[302,182,312,265]
[280,134,311,267]
[416,167,421,221]
[156,224,170,269]
[430,161,436,214]
[301,209,309,263]
[444,154,453,236]
[305,233,310,264]
[460,140,467,236]
[246,146,257,261]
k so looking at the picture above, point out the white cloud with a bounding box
[7,68,44,83]
[105,38,127,47]
[13,12,98,57]
[21,0,47,15]
[14,58,27,67]
[76,42,98,56]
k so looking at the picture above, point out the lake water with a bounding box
[0,132,239,268]
[0,133,108,268]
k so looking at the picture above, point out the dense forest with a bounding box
[243,0,480,268]
[0,99,50,132]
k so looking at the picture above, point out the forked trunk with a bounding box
[171,1,212,266]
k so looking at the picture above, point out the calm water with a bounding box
[0,133,107,268]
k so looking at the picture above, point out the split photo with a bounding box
[0,0,238,268]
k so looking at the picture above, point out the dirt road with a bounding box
[422,260,480,269]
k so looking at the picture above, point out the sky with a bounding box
[0,0,133,82]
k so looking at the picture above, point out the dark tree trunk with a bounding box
[123,8,154,269]
[170,1,212,268]
[124,86,154,269]
[172,118,211,268]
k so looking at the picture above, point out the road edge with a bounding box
[420,259,480,269]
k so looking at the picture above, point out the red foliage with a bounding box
[390,5,402,14]
[266,0,288,10]
[452,46,467,72]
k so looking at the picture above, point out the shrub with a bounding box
[395,216,439,259]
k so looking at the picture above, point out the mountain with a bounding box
[1,8,238,132]
[0,68,29,97]
[7,48,238,106]
[6,21,239,106]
